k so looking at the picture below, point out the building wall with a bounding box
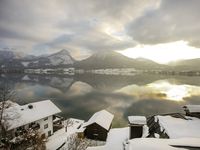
[84,123,108,141]
[36,115,53,137]
[10,115,54,138]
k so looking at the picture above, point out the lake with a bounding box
[1,73,200,127]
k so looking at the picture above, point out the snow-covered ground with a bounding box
[126,138,200,150]
[87,127,129,150]
[87,115,200,150]
[105,127,129,150]
[87,125,149,150]
[46,118,84,150]
[87,128,200,150]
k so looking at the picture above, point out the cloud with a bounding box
[4,0,199,59]
[127,0,200,47]
[0,0,157,58]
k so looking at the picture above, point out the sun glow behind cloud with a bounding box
[116,80,200,101]
[118,41,200,64]
[147,81,190,101]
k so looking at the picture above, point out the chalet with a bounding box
[183,105,200,118]
[83,110,114,141]
[147,114,200,139]
[87,106,200,150]
[128,116,147,139]
[147,105,200,139]
[1,100,61,138]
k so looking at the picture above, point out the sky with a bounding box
[0,0,200,63]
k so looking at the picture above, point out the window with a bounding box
[48,130,51,136]
[44,124,48,129]
[17,126,25,131]
[29,122,36,128]
[44,117,48,121]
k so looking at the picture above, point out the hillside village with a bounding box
[1,0,200,150]
[0,100,200,150]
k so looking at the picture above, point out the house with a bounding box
[128,116,147,139]
[153,115,200,139]
[147,105,200,139]
[83,110,114,141]
[86,106,200,150]
[183,105,200,118]
[1,100,61,138]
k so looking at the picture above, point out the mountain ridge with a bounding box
[74,51,166,70]
[0,49,199,71]
[0,49,75,69]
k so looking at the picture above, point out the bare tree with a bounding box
[9,128,46,150]
[0,84,16,137]
[0,84,16,124]
[64,119,74,132]
[63,133,91,150]
[0,84,16,149]
[0,85,46,150]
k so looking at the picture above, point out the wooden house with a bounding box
[183,105,200,118]
[128,116,147,139]
[83,110,114,141]
[148,114,200,139]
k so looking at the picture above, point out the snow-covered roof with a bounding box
[127,138,200,150]
[83,110,114,130]
[183,105,200,113]
[87,146,105,150]
[2,100,61,131]
[128,116,146,125]
[155,115,200,138]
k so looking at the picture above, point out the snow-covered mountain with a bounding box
[0,49,75,69]
[47,49,74,66]
[75,51,165,70]
[0,50,15,60]
[23,49,74,68]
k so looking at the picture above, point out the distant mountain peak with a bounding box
[75,50,163,70]
[59,49,70,54]
[46,49,74,66]
[91,50,124,59]
[52,49,70,56]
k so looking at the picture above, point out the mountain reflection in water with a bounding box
[0,73,200,127]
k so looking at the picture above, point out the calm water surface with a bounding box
[1,73,200,127]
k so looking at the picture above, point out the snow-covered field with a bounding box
[46,118,84,150]
[127,138,200,150]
